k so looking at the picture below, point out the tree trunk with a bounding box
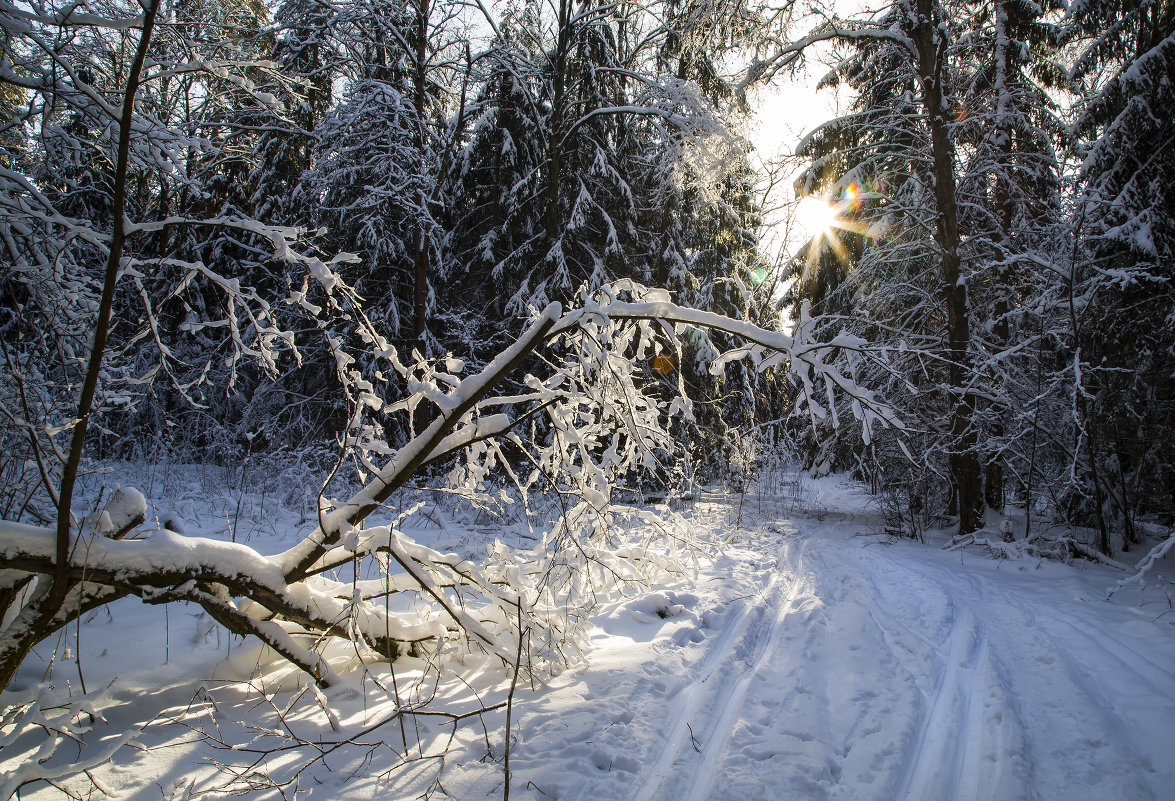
[0,1,161,693]
[544,0,572,246]
[986,152,1013,514]
[412,0,429,345]
[912,0,983,534]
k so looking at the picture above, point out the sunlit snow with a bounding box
[9,467,1174,801]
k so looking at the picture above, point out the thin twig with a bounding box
[503,600,525,801]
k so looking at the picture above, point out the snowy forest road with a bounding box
[13,478,1175,801]
[505,510,1175,801]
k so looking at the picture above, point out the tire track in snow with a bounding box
[682,566,815,801]
[628,538,811,801]
[858,537,1167,801]
[512,516,1175,801]
[1045,616,1175,698]
[996,603,1170,794]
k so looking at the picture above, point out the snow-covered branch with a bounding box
[2,280,898,705]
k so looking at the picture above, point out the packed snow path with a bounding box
[498,516,1175,801]
[13,478,1175,801]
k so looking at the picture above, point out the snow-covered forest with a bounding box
[2,0,1174,797]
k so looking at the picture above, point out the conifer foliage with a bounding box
[3,0,1175,793]
[1063,0,1175,538]
[0,0,790,714]
[0,0,1168,549]
[771,0,1173,543]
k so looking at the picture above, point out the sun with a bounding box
[795,196,840,241]
[793,184,874,272]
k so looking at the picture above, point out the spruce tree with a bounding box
[1063,0,1175,542]
[779,0,1067,533]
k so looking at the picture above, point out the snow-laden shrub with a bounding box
[3,279,900,683]
[0,279,900,795]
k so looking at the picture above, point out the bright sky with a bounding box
[748,68,845,262]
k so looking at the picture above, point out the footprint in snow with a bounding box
[590,750,640,773]
[626,591,689,623]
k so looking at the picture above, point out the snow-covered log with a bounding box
[1,281,898,699]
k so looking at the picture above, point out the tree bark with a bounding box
[0,0,161,694]
[911,0,983,534]
[986,147,1013,514]
[412,0,430,345]
[544,0,572,247]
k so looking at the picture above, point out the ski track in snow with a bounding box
[631,537,812,801]
[510,514,1175,801]
[16,478,1175,801]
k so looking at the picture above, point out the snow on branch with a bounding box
[0,277,905,795]
[2,280,898,706]
[1107,532,1175,599]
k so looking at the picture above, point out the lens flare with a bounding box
[842,183,861,210]
[795,182,876,276]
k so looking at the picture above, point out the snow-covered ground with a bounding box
[9,469,1175,801]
